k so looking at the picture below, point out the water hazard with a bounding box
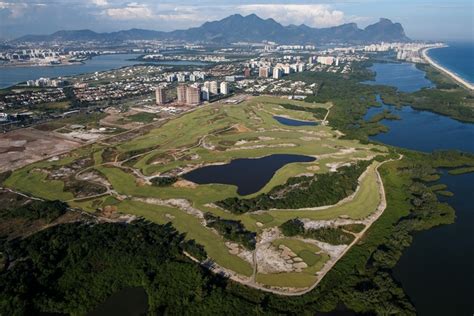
[183,154,316,196]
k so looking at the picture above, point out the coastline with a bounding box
[421,46,474,91]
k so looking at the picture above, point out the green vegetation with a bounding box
[204,213,256,250]
[150,176,178,187]
[279,218,304,236]
[448,166,474,175]
[436,190,454,197]
[429,183,448,191]
[0,220,208,315]
[0,200,67,223]
[341,223,365,233]
[304,227,355,245]
[279,220,355,245]
[127,112,158,123]
[217,161,371,213]
[279,103,328,120]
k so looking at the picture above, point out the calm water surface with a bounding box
[183,154,315,196]
[0,54,207,89]
[427,42,474,85]
[365,94,474,314]
[273,116,318,126]
[363,62,434,92]
[364,96,474,153]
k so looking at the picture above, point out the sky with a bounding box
[0,0,473,41]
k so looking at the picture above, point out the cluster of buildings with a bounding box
[155,80,231,106]
[142,54,227,63]
[26,77,66,87]
[166,71,207,83]
[73,81,156,103]
[0,88,66,109]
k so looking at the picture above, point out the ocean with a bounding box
[427,41,474,85]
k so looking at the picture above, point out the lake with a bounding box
[363,62,434,93]
[273,116,318,126]
[0,54,207,89]
[183,154,316,196]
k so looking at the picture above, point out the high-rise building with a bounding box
[177,73,187,82]
[201,87,210,101]
[177,85,187,104]
[259,67,270,78]
[220,82,229,95]
[210,81,219,94]
[273,68,283,79]
[244,68,251,77]
[316,56,335,65]
[283,65,292,74]
[155,87,166,105]
[186,85,201,106]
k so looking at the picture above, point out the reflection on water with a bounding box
[183,154,316,196]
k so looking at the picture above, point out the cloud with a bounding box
[237,4,346,27]
[89,0,109,6]
[104,2,154,20]
[0,1,28,18]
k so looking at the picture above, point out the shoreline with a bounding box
[421,46,474,91]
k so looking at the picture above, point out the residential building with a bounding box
[259,67,270,78]
[186,85,201,106]
[220,82,229,95]
[155,87,166,105]
[177,85,187,104]
[201,87,210,101]
[273,67,283,79]
[210,81,219,94]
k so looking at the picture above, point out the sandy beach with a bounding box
[421,46,474,91]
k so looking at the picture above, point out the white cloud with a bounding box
[105,3,154,20]
[0,1,28,18]
[89,0,109,7]
[237,4,346,27]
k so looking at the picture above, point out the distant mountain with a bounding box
[13,14,410,44]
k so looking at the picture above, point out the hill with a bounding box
[13,14,410,44]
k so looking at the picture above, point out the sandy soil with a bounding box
[0,128,82,172]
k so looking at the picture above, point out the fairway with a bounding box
[2,96,389,293]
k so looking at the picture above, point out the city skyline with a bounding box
[1,0,473,41]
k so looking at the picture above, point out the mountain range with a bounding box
[13,14,410,44]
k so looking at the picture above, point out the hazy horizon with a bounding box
[1,0,473,41]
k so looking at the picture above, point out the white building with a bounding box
[273,68,283,79]
[220,82,230,95]
[210,81,219,94]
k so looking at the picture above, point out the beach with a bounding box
[421,46,474,91]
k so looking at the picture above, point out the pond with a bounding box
[273,116,318,126]
[362,62,434,93]
[182,154,316,196]
[88,287,148,316]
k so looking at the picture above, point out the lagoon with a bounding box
[364,96,474,153]
[365,95,474,315]
[363,62,434,93]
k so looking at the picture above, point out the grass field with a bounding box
[3,96,387,290]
